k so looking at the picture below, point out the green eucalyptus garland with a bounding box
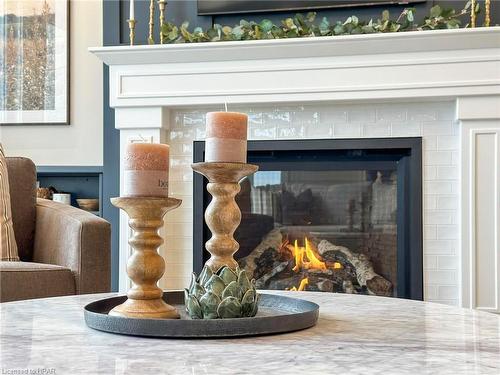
[159,1,480,44]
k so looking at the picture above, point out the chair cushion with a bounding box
[0,261,75,302]
[0,144,19,261]
[5,156,37,261]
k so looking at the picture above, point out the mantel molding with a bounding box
[91,27,500,108]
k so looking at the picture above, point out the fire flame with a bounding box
[282,237,343,291]
[288,238,327,272]
[289,277,309,291]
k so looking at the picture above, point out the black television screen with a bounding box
[198,0,426,16]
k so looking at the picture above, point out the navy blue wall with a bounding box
[102,0,498,290]
[103,1,121,291]
[117,0,499,45]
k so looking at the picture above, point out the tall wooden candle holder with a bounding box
[191,162,258,272]
[110,197,181,319]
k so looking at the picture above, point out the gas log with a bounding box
[317,240,393,296]
[238,229,393,296]
[238,228,283,280]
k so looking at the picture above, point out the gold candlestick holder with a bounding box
[470,0,476,28]
[148,0,155,44]
[191,162,259,272]
[158,0,167,44]
[485,0,491,27]
[109,197,181,319]
[128,19,136,46]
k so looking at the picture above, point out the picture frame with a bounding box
[0,0,69,125]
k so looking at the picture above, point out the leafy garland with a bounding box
[159,2,480,44]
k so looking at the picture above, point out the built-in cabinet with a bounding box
[36,167,103,217]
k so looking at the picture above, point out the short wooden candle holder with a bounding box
[191,162,259,272]
[110,197,181,319]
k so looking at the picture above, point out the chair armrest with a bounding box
[33,198,111,294]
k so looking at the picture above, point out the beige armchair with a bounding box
[0,157,111,302]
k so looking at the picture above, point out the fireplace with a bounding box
[193,138,423,300]
[93,28,500,310]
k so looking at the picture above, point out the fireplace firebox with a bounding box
[193,138,423,300]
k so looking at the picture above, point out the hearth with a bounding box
[193,138,423,299]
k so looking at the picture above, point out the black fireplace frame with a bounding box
[193,138,423,300]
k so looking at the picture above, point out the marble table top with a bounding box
[1,291,499,375]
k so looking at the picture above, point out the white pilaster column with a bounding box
[114,106,170,292]
[458,96,500,313]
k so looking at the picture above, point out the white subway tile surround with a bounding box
[162,101,460,306]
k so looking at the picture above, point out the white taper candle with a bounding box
[129,0,135,20]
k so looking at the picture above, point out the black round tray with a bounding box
[84,291,319,338]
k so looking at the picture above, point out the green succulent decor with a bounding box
[160,2,481,45]
[185,265,259,319]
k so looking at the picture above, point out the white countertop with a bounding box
[1,291,499,374]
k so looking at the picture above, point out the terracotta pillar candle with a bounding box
[205,112,248,163]
[124,143,169,197]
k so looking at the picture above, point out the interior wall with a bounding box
[102,0,121,291]
[0,0,103,166]
[119,0,500,45]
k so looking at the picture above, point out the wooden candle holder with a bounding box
[191,162,259,272]
[110,197,181,319]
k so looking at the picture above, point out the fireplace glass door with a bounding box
[236,169,398,296]
[193,138,423,299]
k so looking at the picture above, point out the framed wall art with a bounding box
[0,0,69,125]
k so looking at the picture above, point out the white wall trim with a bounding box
[461,117,500,313]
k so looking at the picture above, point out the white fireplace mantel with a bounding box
[91,27,500,312]
[91,27,500,107]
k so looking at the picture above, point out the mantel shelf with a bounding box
[90,27,500,66]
